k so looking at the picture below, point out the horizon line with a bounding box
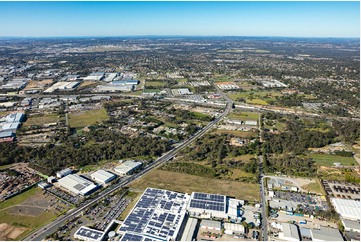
[0,35,359,39]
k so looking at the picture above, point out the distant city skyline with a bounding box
[0,1,359,38]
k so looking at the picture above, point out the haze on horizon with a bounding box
[0,1,359,38]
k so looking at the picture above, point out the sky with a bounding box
[0,1,359,38]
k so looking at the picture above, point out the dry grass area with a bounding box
[69,108,109,128]
[212,129,258,138]
[0,223,28,241]
[301,180,326,195]
[130,169,260,201]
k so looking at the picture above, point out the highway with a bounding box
[24,92,233,241]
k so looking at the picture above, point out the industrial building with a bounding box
[0,131,15,142]
[244,120,258,126]
[180,218,198,241]
[171,88,192,96]
[96,84,134,92]
[74,226,105,241]
[84,72,105,81]
[114,160,142,176]
[227,198,243,219]
[58,174,98,196]
[118,187,189,241]
[310,227,344,241]
[187,192,227,219]
[56,168,73,178]
[278,223,301,241]
[90,169,116,185]
[200,220,222,231]
[342,219,360,233]
[331,198,360,221]
[44,81,79,93]
[224,223,245,235]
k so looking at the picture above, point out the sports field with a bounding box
[130,169,260,201]
[69,108,109,128]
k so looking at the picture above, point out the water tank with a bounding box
[108,231,116,238]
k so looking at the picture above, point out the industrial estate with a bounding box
[0,23,360,242]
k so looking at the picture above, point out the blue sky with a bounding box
[0,1,359,37]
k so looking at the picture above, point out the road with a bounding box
[24,92,233,241]
[259,156,268,241]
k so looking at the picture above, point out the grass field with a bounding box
[24,113,60,127]
[227,91,282,105]
[212,129,258,138]
[301,180,326,195]
[0,187,57,240]
[69,108,109,128]
[145,81,166,87]
[228,111,259,121]
[309,153,356,166]
[224,154,255,163]
[130,169,260,201]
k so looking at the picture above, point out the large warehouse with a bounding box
[118,188,189,241]
[90,169,116,184]
[331,198,360,221]
[187,192,227,219]
[58,174,98,196]
[278,223,301,241]
[114,160,142,176]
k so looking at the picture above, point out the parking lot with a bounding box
[322,180,360,200]
[273,191,328,214]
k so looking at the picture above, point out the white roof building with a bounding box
[180,218,198,241]
[187,192,227,219]
[58,174,98,196]
[200,220,222,230]
[331,198,360,221]
[311,227,344,241]
[245,120,258,126]
[90,169,116,184]
[279,223,300,241]
[224,223,245,235]
[56,168,72,178]
[114,160,142,175]
[74,226,105,241]
[342,219,360,233]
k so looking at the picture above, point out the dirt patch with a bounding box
[0,223,28,240]
[7,205,46,217]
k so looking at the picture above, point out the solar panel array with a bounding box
[119,188,188,241]
[189,192,226,212]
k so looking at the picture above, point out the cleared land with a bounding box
[228,111,259,121]
[69,108,109,128]
[145,81,166,87]
[24,113,60,127]
[212,129,258,138]
[228,91,282,105]
[0,187,62,240]
[310,153,356,166]
[130,169,260,201]
[301,180,326,195]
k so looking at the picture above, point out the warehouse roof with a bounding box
[342,219,360,231]
[181,218,198,241]
[91,169,116,183]
[74,226,105,241]
[311,227,344,241]
[224,223,245,233]
[282,223,300,241]
[200,220,222,230]
[189,192,226,213]
[114,160,142,174]
[58,174,97,196]
[119,187,189,241]
[331,198,360,220]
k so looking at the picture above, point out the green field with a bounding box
[310,153,356,166]
[69,108,109,128]
[130,169,260,201]
[24,113,60,127]
[227,91,282,105]
[143,89,161,94]
[228,111,259,121]
[145,81,166,87]
[212,129,258,138]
